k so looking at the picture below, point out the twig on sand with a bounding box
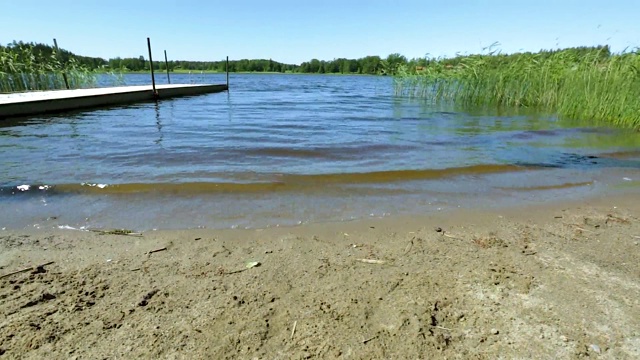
[0,261,54,279]
[442,232,463,240]
[433,325,451,331]
[363,335,378,344]
[291,321,297,340]
[223,268,248,275]
[403,239,414,255]
[568,224,594,233]
[606,214,630,224]
[89,228,143,237]
[356,258,386,265]
[220,261,261,275]
[146,247,167,255]
[436,227,464,241]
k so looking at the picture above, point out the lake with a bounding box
[1,73,639,230]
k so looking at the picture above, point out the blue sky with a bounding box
[1,0,638,64]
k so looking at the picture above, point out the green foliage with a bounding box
[0,41,97,92]
[142,55,408,75]
[1,39,414,80]
[135,55,408,75]
[381,53,408,75]
[108,56,146,72]
[105,56,297,73]
[298,55,389,75]
[395,45,640,130]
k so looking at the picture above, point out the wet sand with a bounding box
[1,194,640,359]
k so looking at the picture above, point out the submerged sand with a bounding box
[1,194,640,359]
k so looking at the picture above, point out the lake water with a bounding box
[1,73,639,230]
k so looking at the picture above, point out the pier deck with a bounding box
[0,83,228,118]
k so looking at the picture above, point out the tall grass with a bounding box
[395,46,640,130]
[0,43,96,93]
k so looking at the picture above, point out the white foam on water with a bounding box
[17,185,30,191]
[81,183,109,189]
[57,225,88,231]
[57,225,76,230]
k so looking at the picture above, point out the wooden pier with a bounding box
[0,83,228,119]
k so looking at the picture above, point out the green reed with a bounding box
[0,43,96,93]
[395,46,640,130]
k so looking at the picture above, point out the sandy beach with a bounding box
[1,194,640,359]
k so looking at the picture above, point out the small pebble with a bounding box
[491,328,499,335]
[560,335,568,342]
[589,344,601,353]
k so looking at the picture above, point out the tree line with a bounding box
[2,40,616,77]
[2,41,419,75]
[104,53,414,75]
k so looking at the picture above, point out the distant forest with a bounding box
[1,41,617,77]
[0,40,420,75]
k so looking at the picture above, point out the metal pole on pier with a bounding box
[53,39,70,89]
[226,56,229,90]
[147,37,157,97]
[164,50,171,84]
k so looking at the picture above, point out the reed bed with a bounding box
[395,46,640,130]
[0,43,96,93]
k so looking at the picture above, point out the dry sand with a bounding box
[1,194,640,359]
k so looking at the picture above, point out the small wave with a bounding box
[598,150,640,160]
[242,147,341,159]
[497,181,594,191]
[278,164,532,184]
[0,164,537,196]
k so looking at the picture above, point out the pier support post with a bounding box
[226,56,229,90]
[164,50,171,84]
[53,39,70,89]
[147,37,158,98]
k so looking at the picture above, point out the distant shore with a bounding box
[96,70,378,75]
[2,192,639,358]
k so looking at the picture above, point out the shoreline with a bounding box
[2,192,640,358]
[1,176,638,232]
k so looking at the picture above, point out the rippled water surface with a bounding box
[1,73,639,230]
